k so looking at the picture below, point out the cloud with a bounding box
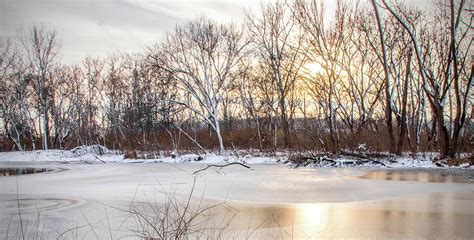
[0,0,431,63]
[0,0,256,63]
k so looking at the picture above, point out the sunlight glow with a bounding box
[303,62,325,76]
[295,204,328,238]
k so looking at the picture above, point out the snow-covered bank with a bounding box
[0,146,280,165]
[287,151,473,169]
[0,145,472,169]
[123,152,283,165]
[0,145,124,164]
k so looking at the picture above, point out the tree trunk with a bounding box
[433,101,451,159]
[41,93,49,150]
[372,0,396,153]
[450,47,473,157]
[396,47,412,154]
[279,99,291,149]
[255,118,264,151]
[328,82,339,154]
[214,117,225,153]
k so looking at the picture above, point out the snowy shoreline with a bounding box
[0,145,472,169]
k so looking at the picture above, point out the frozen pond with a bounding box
[0,163,473,239]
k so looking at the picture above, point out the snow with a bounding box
[122,153,280,165]
[0,145,471,169]
[0,146,281,165]
[70,144,120,156]
[0,145,124,164]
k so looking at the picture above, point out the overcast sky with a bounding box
[0,0,430,64]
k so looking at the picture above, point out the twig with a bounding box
[193,162,252,174]
[93,155,106,163]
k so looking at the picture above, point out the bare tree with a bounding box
[294,0,356,153]
[101,54,128,148]
[0,40,35,150]
[334,6,385,148]
[0,1,470,156]
[246,1,305,148]
[381,0,473,158]
[152,17,246,153]
[49,65,83,149]
[237,61,271,151]
[371,0,396,153]
[18,25,60,150]
[82,57,104,145]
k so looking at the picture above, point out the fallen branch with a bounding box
[340,150,393,160]
[291,153,387,168]
[93,155,106,163]
[354,159,387,167]
[296,157,337,168]
[193,162,252,174]
[173,123,207,154]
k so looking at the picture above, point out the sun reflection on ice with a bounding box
[294,203,328,238]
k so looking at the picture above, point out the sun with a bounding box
[303,62,325,76]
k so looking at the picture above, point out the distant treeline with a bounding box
[0,0,472,158]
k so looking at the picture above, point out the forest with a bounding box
[0,0,472,159]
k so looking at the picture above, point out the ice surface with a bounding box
[0,147,472,239]
[0,162,473,239]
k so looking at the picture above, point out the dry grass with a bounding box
[125,179,237,240]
